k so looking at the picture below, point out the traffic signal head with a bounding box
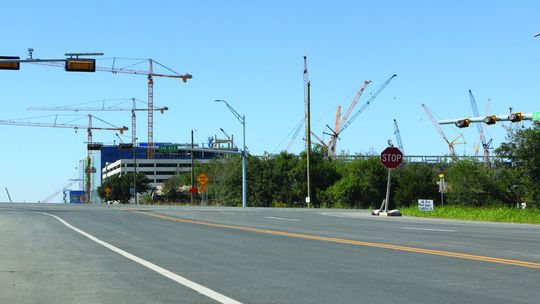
[65,58,96,72]
[455,119,470,128]
[509,112,522,123]
[483,115,497,125]
[0,56,20,70]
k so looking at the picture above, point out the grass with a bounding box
[400,206,540,225]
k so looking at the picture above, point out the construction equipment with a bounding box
[0,115,127,204]
[327,80,371,156]
[468,90,492,164]
[310,131,329,150]
[31,56,191,159]
[421,104,465,158]
[393,119,404,154]
[28,98,167,146]
[328,74,397,157]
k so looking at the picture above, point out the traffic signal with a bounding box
[119,143,133,150]
[65,58,96,72]
[0,56,20,70]
[483,115,497,125]
[455,119,470,128]
[509,112,522,123]
[87,143,103,150]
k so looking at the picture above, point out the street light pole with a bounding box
[133,141,138,205]
[191,129,195,205]
[215,99,247,208]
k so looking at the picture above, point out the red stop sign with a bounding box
[380,147,404,169]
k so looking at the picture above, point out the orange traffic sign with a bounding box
[199,184,207,192]
[197,172,209,185]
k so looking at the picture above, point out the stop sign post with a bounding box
[380,147,404,214]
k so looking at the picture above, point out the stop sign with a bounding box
[380,147,404,169]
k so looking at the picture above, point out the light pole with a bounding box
[133,138,138,205]
[215,99,247,208]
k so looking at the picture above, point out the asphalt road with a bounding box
[1,203,540,304]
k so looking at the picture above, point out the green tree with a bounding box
[322,157,386,209]
[161,173,190,202]
[496,126,540,207]
[445,160,501,206]
[394,163,438,208]
[97,173,150,204]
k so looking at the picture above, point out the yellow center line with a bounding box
[130,210,540,269]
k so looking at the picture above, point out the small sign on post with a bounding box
[418,199,434,212]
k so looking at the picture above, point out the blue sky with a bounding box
[1,1,539,202]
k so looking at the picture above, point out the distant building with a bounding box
[101,143,238,189]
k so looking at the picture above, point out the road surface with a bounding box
[1,203,540,303]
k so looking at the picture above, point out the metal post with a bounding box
[242,115,247,208]
[306,81,312,208]
[384,168,392,213]
[191,129,195,205]
[214,99,247,208]
[133,144,137,205]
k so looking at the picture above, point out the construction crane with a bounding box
[42,179,81,203]
[31,56,191,159]
[421,104,465,158]
[468,90,492,164]
[328,74,397,156]
[0,115,128,204]
[393,119,404,154]
[327,80,371,156]
[28,98,168,146]
[310,131,329,150]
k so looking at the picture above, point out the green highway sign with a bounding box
[158,145,178,153]
[533,112,540,121]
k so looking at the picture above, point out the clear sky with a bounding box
[1,0,539,202]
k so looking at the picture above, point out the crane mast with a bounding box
[31,58,191,159]
[0,115,127,203]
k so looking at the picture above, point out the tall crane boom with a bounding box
[468,90,491,164]
[0,115,127,204]
[31,58,191,159]
[28,98,168,146]
[340,74,397,134]
[328,80,371,156]
[393,119,404,154]
[421,104,464,157]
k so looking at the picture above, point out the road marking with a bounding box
[265,216,300,222]
[400,227,457,232]
[39,212,243,304]
[132,210,540,270]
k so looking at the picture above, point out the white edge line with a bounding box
[265,216,300,222]
[37,212,243,304]
[400,227,457,232]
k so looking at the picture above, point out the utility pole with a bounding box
[304,56,311,208]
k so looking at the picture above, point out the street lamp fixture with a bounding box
[214,99,247,208]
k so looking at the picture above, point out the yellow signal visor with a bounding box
[65,59,96,72]
[0,56,20,70]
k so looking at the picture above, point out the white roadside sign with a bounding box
[418,199,434,212]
